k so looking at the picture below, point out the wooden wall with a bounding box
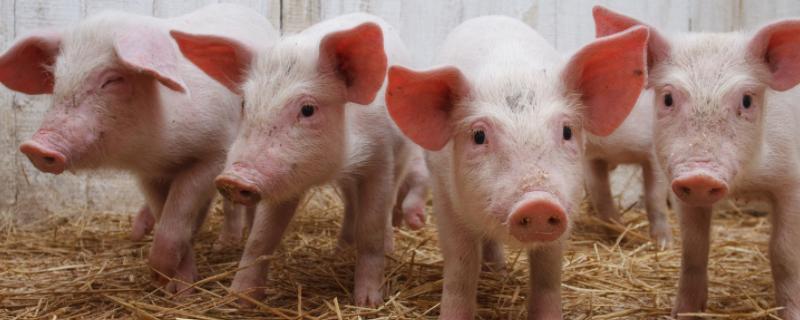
[2,0,799,217]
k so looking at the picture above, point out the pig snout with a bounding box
[507,192,567,243]
[19,140,67,174]
[215,171,262,207]
[671,174,728,206]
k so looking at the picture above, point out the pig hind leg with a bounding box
[586,159,620,222]
[337,185,358,249]
[770,191,800,319]
[481,239,506,272]
[642,160,673,250]
[130,204,156,241]
[351,166,394,307]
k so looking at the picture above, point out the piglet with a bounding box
[584,90,672,249]
[594,6,800,319]
[386,16,648,318]
[171,13,424,306]
[0,4,278,293]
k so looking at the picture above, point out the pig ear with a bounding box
[319,22,388,105]
[0,30,61,95]
[562,26,649,137]
[114,27,187,93]
[386,65,469,151]
[170,30,254,95]
[747,19,800,91]
[592,6,670,70]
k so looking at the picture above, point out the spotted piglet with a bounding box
[385,16,648,318]
[0,4,278,293]
[594,6,800,319]
[171,13,425,306]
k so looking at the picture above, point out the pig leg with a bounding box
[149,162,218,294]
[337,185,357,249]
[672,204,712,319]
[770,191,800,319]
[481,239,506,272]
[398,164,429,230]
[642,160,672,250]
[352,170,393,306]
[231,199,300,305]
[527,243,564,319]
[213,199,247,251]
[130,204,156,241]
[437,197,481,319]
[585,159,620,222]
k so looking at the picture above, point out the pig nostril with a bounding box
[710,188,723,196]
[519,217,530,227]
[547,216,560,226]
[239,190,254,199]
[43,156,55,164]
[680,186,691,195]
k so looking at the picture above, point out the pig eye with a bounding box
[473,130,486,145]
[664,93,674,107]
[300,104,315,117]
[742,94,752,109]
[562,126,572,141]
[101,76,124,89]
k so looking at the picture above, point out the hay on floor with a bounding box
[0,188,779,319]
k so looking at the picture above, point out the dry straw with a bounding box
[0,187,779,319]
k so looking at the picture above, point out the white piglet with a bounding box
[386,16,648,318]
[0,4,278,293]
[171,13,425,306]
[594,6,800,319]
[584,90,672,249]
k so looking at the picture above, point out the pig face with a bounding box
[0,16,186,174]
[172,23,387,205]
[387,27,649,248]
[593,7,800,206]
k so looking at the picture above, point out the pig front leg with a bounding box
[770,190,800,319]
[130,204,156,241]
[148,162,219,295]
[230,198,300,305]
[672,204,712,319]
[528,243,564,319]
[642,160,672,250]
[213,199,249,251]
[585,159,619,222]
[352,169,393,306]
[437,199,482,319]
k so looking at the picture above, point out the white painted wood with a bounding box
[1,0,798,215]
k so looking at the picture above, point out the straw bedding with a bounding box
[0,187,780,319]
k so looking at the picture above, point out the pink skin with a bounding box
[386,17,648,319]
[0,6,274,296]
[594,6,800,319]
[173,15,419,307]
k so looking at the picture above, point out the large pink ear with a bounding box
[386,65,469,151]
[748,19,800,91]
[592,6,670,70]
[562,26,649,137]
[114,27,187,93]
[170,30,254,95]
[0,30,61,95]
[319,22,388,105]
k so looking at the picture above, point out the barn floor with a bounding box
[0,188,781,319]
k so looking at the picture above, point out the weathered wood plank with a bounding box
[153,0,217,18]
[281,0,320,34]
[0,0,16,212]
[223,0,281,29]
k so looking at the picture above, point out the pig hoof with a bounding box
[130,207,155,241]
[354,289,383,307]
[672,299,706,319]
[650,228,673,251]
[212,235,241,252]
[230,284,266,308]
[403,206,426,230]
